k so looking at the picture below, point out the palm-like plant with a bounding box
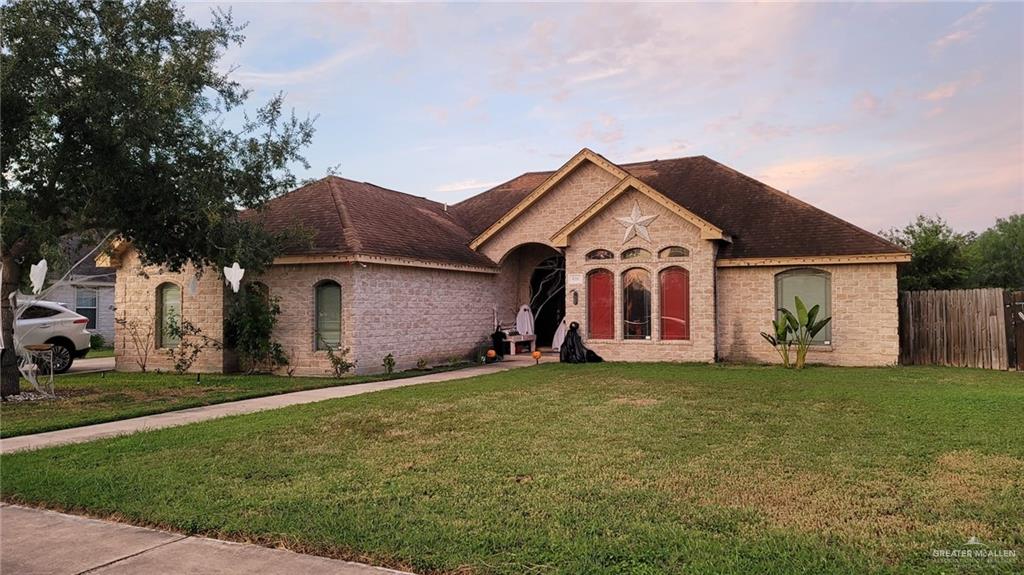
[760,318,793,368]
[780,296,832,369]
[762,296,832,369]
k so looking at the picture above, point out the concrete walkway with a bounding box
[0,504,413,575]
[1,356,547,454]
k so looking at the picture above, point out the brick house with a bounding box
[103,148,909,375]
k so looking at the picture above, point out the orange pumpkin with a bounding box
[531,350,542,360]
[486,349,497,359]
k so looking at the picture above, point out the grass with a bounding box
[84,347,115,358]
[0,366,466,438]
[2,364,1022,574]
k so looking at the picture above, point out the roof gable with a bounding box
[549,175,726,247]
[467,148,628,250]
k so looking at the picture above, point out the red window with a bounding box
[660,267,690,340]
[587,269,614,339]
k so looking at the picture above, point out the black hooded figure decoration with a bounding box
[559,321,603,363]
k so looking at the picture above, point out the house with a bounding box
[41,237,117,344]
[102,148,910,374]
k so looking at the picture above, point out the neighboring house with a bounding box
[41,238,116,344]
[101,148,909,375]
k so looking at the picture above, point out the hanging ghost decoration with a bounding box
[29,259,48,294]
[187,275,200,296]
[223,262,245,293]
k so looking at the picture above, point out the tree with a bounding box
[966,214,1024,289]
[880,216,974,291]
[0,0,315,396]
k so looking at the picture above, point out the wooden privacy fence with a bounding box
[899,288,1021,370]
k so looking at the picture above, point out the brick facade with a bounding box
[112,160,902,374]
[113,250,231,373]
[716,263,900,366]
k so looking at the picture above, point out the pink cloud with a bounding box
[932,4,993,50]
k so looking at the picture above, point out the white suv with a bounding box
[14,299,92,373]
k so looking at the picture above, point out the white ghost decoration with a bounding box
[187,275,200,296]
[223,262,245,293]
[29,259,48,294]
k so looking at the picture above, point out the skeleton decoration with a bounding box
[529,256,565,323]
[7,233,115,396]
[29,259,48,294]
[223,262,245,293]
[616,200,658,243]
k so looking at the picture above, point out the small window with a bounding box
[621,248,651,260]
[622,268,651,340]
[21,305,61,319]
[775,269,832,344]
[315,281,342,350]
[76,287,98,329]
[586,249,614,260]
[156,283,181,348]
[659,246,689,259]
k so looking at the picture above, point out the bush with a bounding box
[382,353,395,376]
[89,332,107,349]
[325,346,355,378]
[224,284,288,374]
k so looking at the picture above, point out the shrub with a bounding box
[89,333,107,349]
[325,346,355,378]
[382,353,395,376]
[224,284,288,374]
[165,314,222,374]
[762,296,831,369]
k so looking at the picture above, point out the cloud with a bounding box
[853,91,883,114]
[920,71,982,102]
[757,156,860,192]
[932,4,993,50]
[576,115,624,144]
[234,44,376,87]
[434,179,503,193]
[623,141,690,162]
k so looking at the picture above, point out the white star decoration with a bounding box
[615,201,658,243]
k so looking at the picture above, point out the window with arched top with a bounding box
[586,249,614,260]
[587,269,614,339]
[622,268,651,340]
[775,268,832,344]
[621,248,651,260]
[314,280,342,350]
[659,246,690,259]
[156,283,181,349]
[660,267,690,340]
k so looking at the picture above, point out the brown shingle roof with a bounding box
[247,154,904,269]
[452,155,904,260]
[243,176,495,268]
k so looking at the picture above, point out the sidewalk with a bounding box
[0,504,413,575]
[1,356,548,454]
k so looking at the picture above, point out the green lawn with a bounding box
[0,367,461,438]
[3,364,1022,574]
[84,347,115,358]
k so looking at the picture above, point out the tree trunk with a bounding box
[1,255,22,397]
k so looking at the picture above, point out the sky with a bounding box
[183,2,1023,234]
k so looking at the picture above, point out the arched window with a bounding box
[314,281,342,350]
[660,267,690,340]
[156,283,181,348]
[622,268,651,340]
[586,249,614,260]
[621,248,651,260]
[587,269,614,339]
[775,269,832,344]
[659,246,689,259]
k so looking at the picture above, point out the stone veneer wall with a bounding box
[113,250,230,372]
[716,263,899,366]
[564,189,718,363]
